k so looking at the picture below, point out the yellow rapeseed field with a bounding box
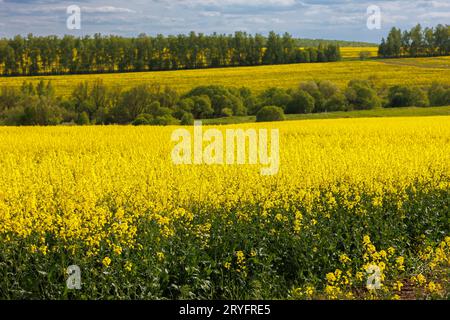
[1,56,449,97]
[340,47,379,59]
[0,116,449,299]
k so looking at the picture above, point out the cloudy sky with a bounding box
[0,0,449,42]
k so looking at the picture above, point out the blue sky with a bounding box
[1,0,449,42]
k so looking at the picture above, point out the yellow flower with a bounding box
[124,261,133,272]
[356,272,364,282]
[393,281,403,292]
[387,247,396,256]
[102,256,111,267]
[326,272,337,283]
[156,252,165,262]
[275,214,283,222]
[224,262,231,270]
[305,286,315,297]
[339,253,351,264]
[236,251,246,267]
[113,245,123,255]
[414,274,427,286]
[395,256,405,271]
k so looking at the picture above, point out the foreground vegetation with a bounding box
[0,117,448,299]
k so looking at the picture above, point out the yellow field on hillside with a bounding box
[340,47,379,59]
[0,56,449,97]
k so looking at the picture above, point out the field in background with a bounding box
[340,47,379,60]
[1,55,449,97]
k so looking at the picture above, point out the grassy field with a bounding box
[203,106,450,125]
[1,55,449,97]
[1,116,449,299]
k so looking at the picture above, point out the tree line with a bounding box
[0,32,341,76]
[378,24,449,58]
[1,78,449,126]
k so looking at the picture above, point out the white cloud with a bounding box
[81,6,136,14]
[419,12,450,19]
[199,11,222,17]
[180,0,297,6]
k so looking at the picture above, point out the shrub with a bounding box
[192,95,214,119]
[21,96,64,125]
[318,80,339,99]
[388,85,429,108]
[258,87,292,112]
[256,106,285,122]
[286,90,315,114]
[325,93,348,112]
[174,98,194,119]
[359,51,372,60]
[299,81,325,112]
[428,82,450,106]
[78,111,90,125]
[150,115,178,126]
[345,80,381,110]
[132,114,153,126]
[180,112,194,125]
[221,108,233,117]
[185,85,245,117]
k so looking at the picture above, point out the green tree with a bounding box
[345,80,381,110]
[388,85,429,107]
[256,106,285,122]
[286,90,315,114]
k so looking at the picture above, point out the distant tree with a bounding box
[428,82,450,106]
[192,95,213,119]
[299,81,325,112]
[388,85,429,107]
[345,80,381,110]
[221,108,233,117]
[257,87,292,112]
[318,80,339,99]
[132,114,153,126]
[359,51,372,60]
[180,112,194,125]
[379,24,449,58]
[325,93,348,112]
[77,111,90,125]
[173,98,194,119]
[286,90,315,114]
